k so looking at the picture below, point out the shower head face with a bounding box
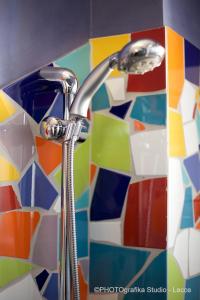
[117,39,165,74]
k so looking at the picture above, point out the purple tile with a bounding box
[32,215,58,270]
[184,153,200,192]
[18,164,33,207]
[0,112,35,170]
[43,273,58,300]
[185,40,200,86]
[110,101,131,119]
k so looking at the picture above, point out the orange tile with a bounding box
[35,137,62,175]
[78,264,88,300]
[166,27,184,108]
[0,211,40,259]
[90,164,97,184]
[133,120,146,131]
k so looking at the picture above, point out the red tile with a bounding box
[194,194,200,222]
[127,27,165,92]
[124,177,167,249]
[133,120,146,131]
[0,186,21,212]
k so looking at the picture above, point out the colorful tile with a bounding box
[181,165,190,186]
[167,27,184,109]
[35,136,62,175]
[168,254,185,300]
[43,273,58,300]
[110,101,131,119]
[169,110,186,157]
[56,43,90,84]
[90,163,97,184]
[92,84,110,112]
[185,275,200,300]
[79,264,88,300]
[0,185,20,212]
[91,168,130,221]
[184,153,200,192]
[124,252,167,300]
[32,215,58,270]
[90,220,121,245]
[195,110,200,143]
[75,189,89,210]
[76,210,88,258]
[183,121,199,156]
[0,155,20,182]
[130,129,167,175]
[90,34,130,77]
[127,27,165,92]
[0,258,32,288]
[189,228,200,277]
[48,93,64,119]
[91,113,131,173]
[173,229,189,278]
[18,164,33,207]
[133,120,146,131]
[180,80,196,123]
[130,94,166,125]
[0,274,42,300]
[89,242,150,291]
[180,187,194,228]
[168,159,185,248]
[0,211,40,258]
[35,269,49,291]
[124,177,167,249]
[105,77,126,101]
[80,259,89,283]
[185,39,200,86]
[0,113,35,170]
[194,194,200,222]
[0,91,16,122]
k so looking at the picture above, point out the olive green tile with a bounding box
[91,113,131,173]
[168,253,185,300]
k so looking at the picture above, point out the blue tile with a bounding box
[184,154,200,192]
[110,101,131,119]
[35,163,58,209]
[124,251,167,300]
[185,40,200,86]
[76,210,88,258]
[181,187,194,228]
[92,84,110,112]
[18,164,33,207]
[130,94,166,125]
[43,273,58,300]
[89,242,150,292]
[75,189,89,210]
[90,168,130,221]
[185,275,200,300]
[181,165,190,186]
[35,269,49,291]
[195,110,200,144]
[49,93,64,119]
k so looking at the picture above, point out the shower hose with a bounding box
[61,134,80,300]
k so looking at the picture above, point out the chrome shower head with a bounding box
[117,39,165,74]
[70,39,165,118]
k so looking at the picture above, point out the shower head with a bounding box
[69,39,165,118]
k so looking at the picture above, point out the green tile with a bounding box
[168,253,185,300]
[91,113,131,173]
[55,43,90,85]
[53,138,90,199]
[0,258,33,288]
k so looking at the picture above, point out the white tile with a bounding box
[105,77,126,101]
[130,129,167,175]
[0,275,42,300]
[173,229,189,278]
[180,80,196,123]
[53,196,61,213]
[189,228,200,276]
[183,121,199,156]
[168,159,185,248]
[89,294,118,300]
[90,221,121,245]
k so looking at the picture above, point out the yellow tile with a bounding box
[90,34,130,77]
[0,155,20,181]
[0,91,16,122]
[169,110,186,157]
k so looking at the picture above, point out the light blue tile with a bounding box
[76,210,88,258]
[181,165,190,186]
[195,110,200,143]
[181,187,194,228]
[75,189,89,210]
[92,84,110,111]
[55,43,90,85]
[130,94,166,125]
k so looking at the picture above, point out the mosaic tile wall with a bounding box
[0,26,199,300]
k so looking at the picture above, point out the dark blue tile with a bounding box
[43,273,58,300]
[124,251,167,300]
[90,168,131,220]
[18,164,33,207]
[76,210,88,258]
[35,269,49,291]
[185,40,200,86]
[110,101,132,119]
[89,242,150,292]
[49,93,64,119]
[184,154,200,192]
[185,275,200,300]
